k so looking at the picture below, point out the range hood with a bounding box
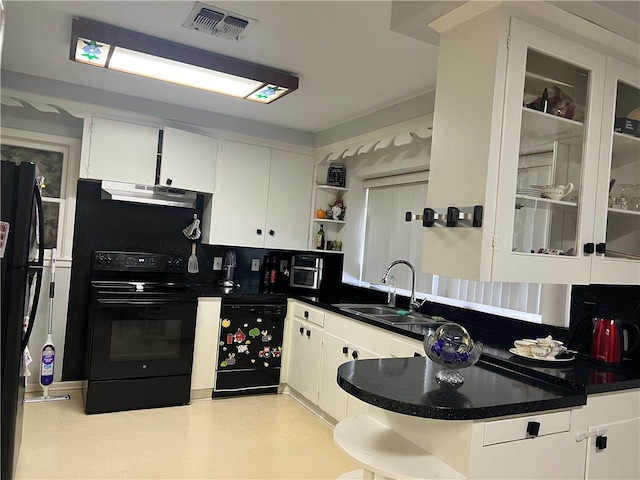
[101,181,197,208]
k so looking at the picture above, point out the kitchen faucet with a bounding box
[381,260,420,312]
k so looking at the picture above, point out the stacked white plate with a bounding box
[516,187,542,197]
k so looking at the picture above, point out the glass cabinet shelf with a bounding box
[520,108,584,149]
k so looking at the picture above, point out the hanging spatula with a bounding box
[188,242,199,274]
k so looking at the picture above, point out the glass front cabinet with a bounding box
[425,11,640,285]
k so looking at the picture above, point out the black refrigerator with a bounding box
[1,161,45,480]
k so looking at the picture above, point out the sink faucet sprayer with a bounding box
[381,260,421,312]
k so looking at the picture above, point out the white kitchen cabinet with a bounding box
[265,149,314,249]
[589,58,640,283]
[423,8,640,284]
[85,116,158,185]
[159,127,217,194]
[84,117,219,193]
[573,389,640,480]
[191,298,221,397]
[205,140,313,249]
[584,418,640,479]
[283,301,324,404]
[317,331,380,422]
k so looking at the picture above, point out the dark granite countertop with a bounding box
[337,356,586,420]
[192,283,640,409]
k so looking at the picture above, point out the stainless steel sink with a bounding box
[335,303,439,326]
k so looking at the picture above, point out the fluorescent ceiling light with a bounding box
[70,18,298,103]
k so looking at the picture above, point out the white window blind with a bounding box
[362,181,433,293]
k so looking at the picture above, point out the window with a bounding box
[361,177,568,324]
[0,129,80,257]
[362,180,433,293]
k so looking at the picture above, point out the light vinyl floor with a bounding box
[16,391,358,479]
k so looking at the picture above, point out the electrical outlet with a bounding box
[251,258,260,271]
[213,257,223,270]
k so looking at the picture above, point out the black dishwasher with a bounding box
[213,298,286,398]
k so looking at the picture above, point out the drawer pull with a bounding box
[342,346,349,355]
[299,326,304,334]
[306,329,311,338]
[304,310,309,319]
[526,421,541,437]
[595,435,608,451]
[352,350,359,359]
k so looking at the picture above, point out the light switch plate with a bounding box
[213,257,223,270]
[251,258,260,271]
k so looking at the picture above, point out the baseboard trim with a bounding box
[25,380,83,394]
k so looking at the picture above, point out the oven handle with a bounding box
[96,298,197,306]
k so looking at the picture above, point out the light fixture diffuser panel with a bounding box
[74,37,110,66]
[246,85,290,103]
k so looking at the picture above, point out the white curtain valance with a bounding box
[1,95,81,117]
[321,123,432,163]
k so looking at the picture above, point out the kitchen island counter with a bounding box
[336,355,585,420]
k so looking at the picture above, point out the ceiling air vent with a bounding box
[182,2,257,41]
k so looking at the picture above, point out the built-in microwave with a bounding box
[289,254,324,290]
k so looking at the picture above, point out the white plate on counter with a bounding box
[509,348,575,363]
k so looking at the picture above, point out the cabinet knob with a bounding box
[166,178,173,186]
[596,242,606,255]
[584,242,595,255]
[526,421,541,437]
[269,230,275,236]
[342,346,349,355]
[304,311,309,319]
[257,229,263,235]
[595,435,608,451]
[351,350,359,359]
[299,326,304,335]
[306,329,311,338]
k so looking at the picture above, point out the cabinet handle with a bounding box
[351,350,359,359]
[596,242,606,255]
[304,311,309,319]
[342,346,349,354]
[584,242,595,255]
[299,326,304,335]
[256,229,263,235]
[269,230,275,236]
[166,178,173,186]
[306,329,311,338]
[526,421,541,437]
[595,435,608,451]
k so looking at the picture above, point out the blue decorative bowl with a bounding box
[424,322,483,387]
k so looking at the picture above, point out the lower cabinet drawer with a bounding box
[292,303,325,327]
[483,410,571,446]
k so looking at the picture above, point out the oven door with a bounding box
[88,296,197,380]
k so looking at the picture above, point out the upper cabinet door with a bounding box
[159,127,217,194]
[86,117,158,185]
[423,10,621,284]
[213,141,271,248]
[589,58,640,284]
[491,18,606,284]
[264,149,313,250]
